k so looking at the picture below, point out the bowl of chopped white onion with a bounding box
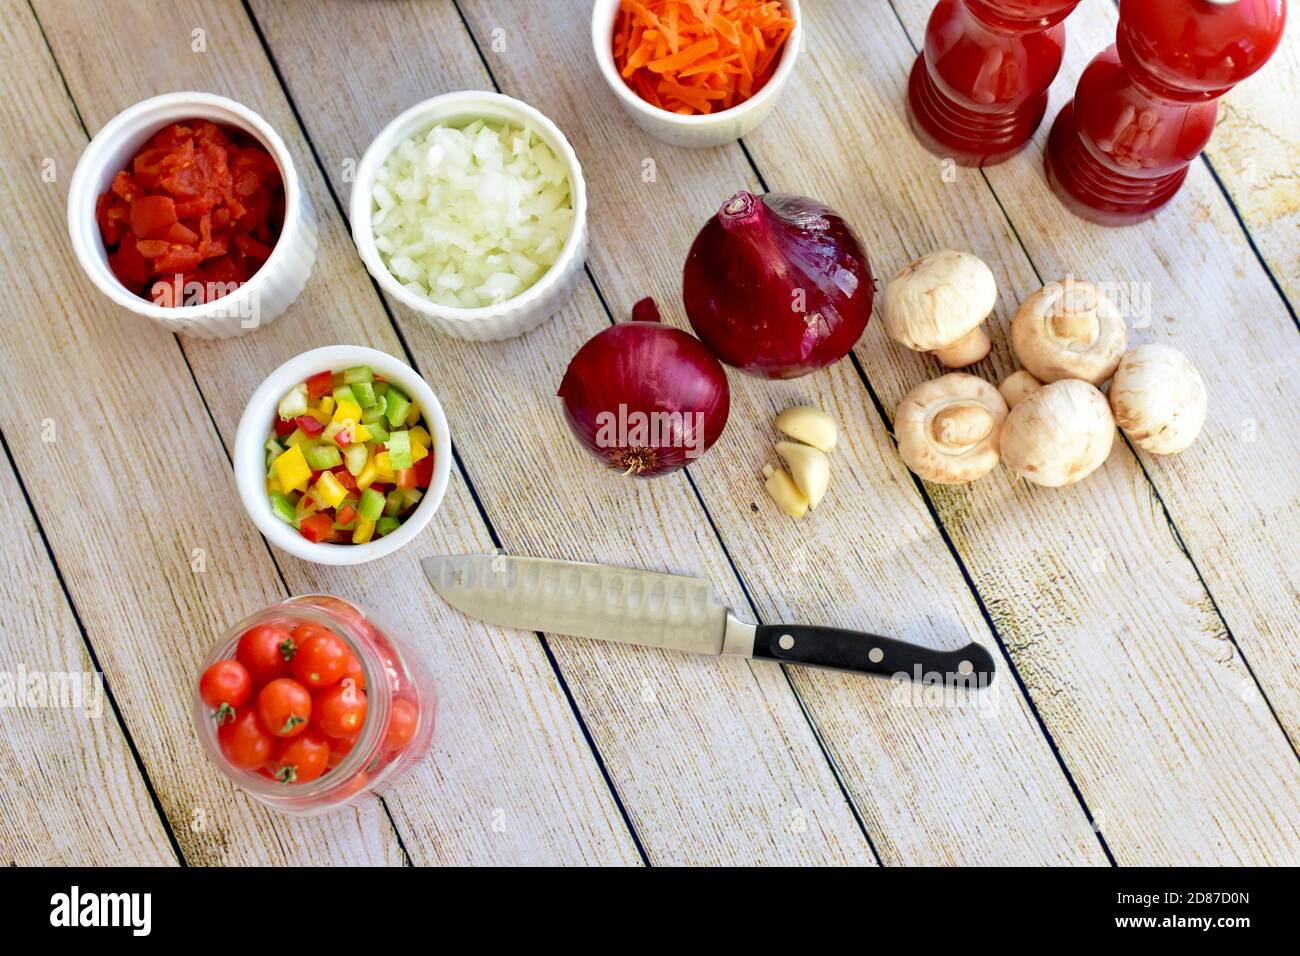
[351,91,587,342]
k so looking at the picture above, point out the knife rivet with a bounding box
[868,647,884,663]
[778,633,795,651]
[957,660,974,676]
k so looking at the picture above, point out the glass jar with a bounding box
[194,594,436,815]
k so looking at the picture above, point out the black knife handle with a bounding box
[753,624,995,687]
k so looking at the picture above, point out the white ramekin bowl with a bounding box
[591,0,802,149]
[234,346,452,566]
[67,92,317,339]
[350,91,588,342]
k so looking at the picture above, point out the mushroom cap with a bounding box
[1000,379,1115,487]
[1109,345,1207,454]
[1011,279,1127,386]
[880,251,997,353]
[895,373,1008,484]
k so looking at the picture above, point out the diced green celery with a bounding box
[277,384,308,420]
[358,488,385,521]
[384,490,404,517]
[375,516,400,537]
[268,493,296,524]
[332,384,357,406]
[343,366,374,385]
[351,381,377,408]
[397,487,423,509]
[364,420,389,443]
[374,381,390,397]
[303,443,342,470]
[361,396,388,424]
[385,388,411,427]
[343,443,369,476]
[265,438,285,468]
[333,499,358,531]
[386,429,412,469]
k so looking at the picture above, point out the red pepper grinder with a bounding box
[907,0,1083,166]
[1045,0,1287,225]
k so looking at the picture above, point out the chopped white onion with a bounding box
[372,118,573,309]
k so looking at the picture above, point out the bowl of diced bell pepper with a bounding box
[235,346,451,564]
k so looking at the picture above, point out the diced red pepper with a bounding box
[330,467,359,494]
[332,428,352,449]
[335,503,357,527]
[394,468,417,490]
[295,415,324,437]
[413,453,434,489]
[299,513,335,544]
[305,371,333,400]
[273,417,297,437]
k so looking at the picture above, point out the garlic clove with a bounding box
[762,463,810,518]
[774,405,838,453]
[774,441,830,509]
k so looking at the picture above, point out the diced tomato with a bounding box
[107,234,149,289]
[299,513,335,543]
[305,371,334,400]
[165,221,200,245]
[394,468,417,490]
[273,417,297,437]
[413,453,434,489]
[295,415,324,437]
[335,503,357,527]
[129,195,177,239]
[154,247,204,273]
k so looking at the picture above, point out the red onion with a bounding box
[558,298,730,478]
[683,190,874,379]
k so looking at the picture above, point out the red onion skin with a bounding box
[683,191,874,379]
[557,299,730,478]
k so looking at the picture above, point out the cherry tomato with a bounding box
[217,707,275,771]
[314,681,367,738]
[199,659,251,722]
[342,653,365,691]
[291,626,350,689]
[327,733,357,770]
[383,698,419,752]
[257,678,312,737]
[270,730,330,784]
[236,624,295,685]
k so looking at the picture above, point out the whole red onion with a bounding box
[683,190,874,379]
[557,298,730,478]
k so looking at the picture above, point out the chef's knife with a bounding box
[422,554,994,686]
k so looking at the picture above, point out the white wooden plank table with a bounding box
[0,0,1295,866]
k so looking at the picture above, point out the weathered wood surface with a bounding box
[0,0,1295,866]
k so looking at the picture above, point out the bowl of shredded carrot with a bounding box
[593,0,801,148]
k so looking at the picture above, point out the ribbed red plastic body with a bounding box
[907,0,1081,166]
[1045,0,1287,225]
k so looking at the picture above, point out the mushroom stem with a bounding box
[931,403,994,447]
[933,326,991,368]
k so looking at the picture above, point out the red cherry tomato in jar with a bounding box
[236,624,295,685]
[327,733,357,770]
[291,626,350,689]
[218,707,275,771]
[383,698,419,752]
[199,659,251,722]
[314,680,367,738]
[342,653,365,691]
[270,729,330,784]
[257,678,312,737]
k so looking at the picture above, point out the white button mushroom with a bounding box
[894,373,1008,484]
[999,379,1115,487]
[1108,344,1207,455]
[1010,278,1127,386]
[880,250,998,368]
[998,369,1042,409]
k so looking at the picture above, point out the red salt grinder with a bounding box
[1045,0,1287,226]
[907,0,1083,166]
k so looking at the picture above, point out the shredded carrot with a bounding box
[611,0,795,116]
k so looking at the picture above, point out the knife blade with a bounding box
[422,553,995,686]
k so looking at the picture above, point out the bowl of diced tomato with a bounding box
[235,346,452,565]
[68,91,317,339]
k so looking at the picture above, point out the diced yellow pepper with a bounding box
[356,456,380,491]
[332,399,362,426]
[272,444,312,494]
[313,471,348,509]
[352,515,376,545]
[319,396,335,416]
[408,425,432,447]
[266,475,281,496]
[374,451,395,480]
[409,433,429,464]
[285,428,310,448]
[404,402,421,427]
[354,423,372,443]
[307,405,331,426]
